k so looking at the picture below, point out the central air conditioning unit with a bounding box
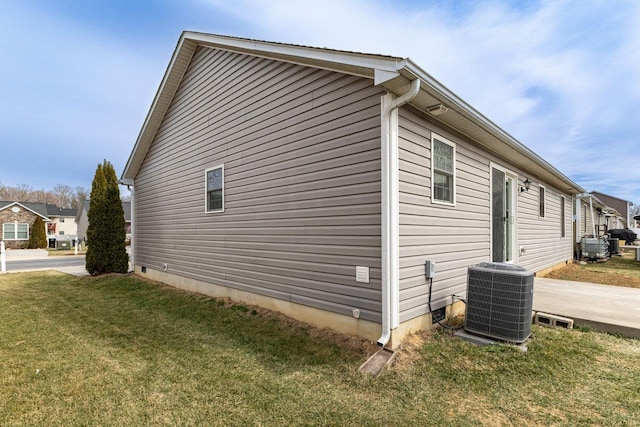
[464,262,534,344]
[581,236,608,260]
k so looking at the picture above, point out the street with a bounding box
[6,256,86,272]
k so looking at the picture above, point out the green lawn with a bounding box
[1,272,639,426]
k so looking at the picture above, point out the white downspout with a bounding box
[378,79,420,347]
[575,195,582,243]
[589,196,596,236]
[128,183,135,272]
[120,178,135,272]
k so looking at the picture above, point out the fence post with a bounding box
[1,240,6,273]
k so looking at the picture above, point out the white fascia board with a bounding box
[184,32,406,74]
[403,58,585,195]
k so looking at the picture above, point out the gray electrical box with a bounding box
[425,260,435,279]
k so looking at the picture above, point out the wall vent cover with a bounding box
[464,262,534,343]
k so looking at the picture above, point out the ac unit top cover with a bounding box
[470,262,531,276]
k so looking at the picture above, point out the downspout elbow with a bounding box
[387,79,420,112]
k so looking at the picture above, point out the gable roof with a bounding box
[122,31,584,195]
[45,204,77,218]
[75,200,131,222]
[122,201,131,222]
[0,201,51,221]
[75,200,91,223]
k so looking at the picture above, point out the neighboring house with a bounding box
[590,191,632,229]
[1,201,78,249]
[0,201,50,249]
[121,32,585,347]
[76,200,132,242]
[573,193,623,258]
[45,204,78,247]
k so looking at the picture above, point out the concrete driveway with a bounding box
[534,277,640,338]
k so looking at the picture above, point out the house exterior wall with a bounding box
[591,191,630,227]
[76,210,89,241]
[133,47,385,322]
[0,207,40,249]
[48,216,78,239]
[577,198,599,238]
[396,107,572,323]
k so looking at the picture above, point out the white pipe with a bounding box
[378,79,420,347]
[129,184,135,272]
[1,240,5,273]
[589,197,595,236]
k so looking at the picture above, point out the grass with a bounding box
[1,272,639,426]
[544,252,640,288]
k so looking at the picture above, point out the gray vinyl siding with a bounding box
[76,210,89,241]
[397,107,572,323]
[517,184,572,271]
[134,47,384,322]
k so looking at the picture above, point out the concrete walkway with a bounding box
[534,277,640,338]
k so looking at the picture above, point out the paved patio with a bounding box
[534,277,640,338]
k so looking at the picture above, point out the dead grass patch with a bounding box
[543,253,640,288]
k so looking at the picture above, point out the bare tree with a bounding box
[52,184,74,208]
[31,189,55,204]
[1,182,91,207]
[72,186,90,209]
[14,184,33,201]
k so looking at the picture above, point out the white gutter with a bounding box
[378,79,420,347]
[403,60,584,195]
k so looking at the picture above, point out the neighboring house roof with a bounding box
[590,191,631,220]
[0,201,51,221]
[121,31,585,195]
[45,204,77,218]
[75,200,130,222]
[75,200,91,223]
[122,201,131,222]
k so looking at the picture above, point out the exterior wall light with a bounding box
[520,178,531,193]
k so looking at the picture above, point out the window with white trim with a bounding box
[205,165,224,213]
[3,223,28,240]
[431,134,456,205]
[539,185,546,218]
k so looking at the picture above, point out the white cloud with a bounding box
[3,0,639,203]
[197,0,640,202]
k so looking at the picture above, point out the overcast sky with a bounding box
[1,0,639,204]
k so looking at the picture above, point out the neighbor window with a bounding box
[3,223,28,240]
[205,165,224,213]
[560,196,566,237]
[539,185,546,218]
[59,231,65,236]
[60,218,65,222]
[431,134,456,205]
